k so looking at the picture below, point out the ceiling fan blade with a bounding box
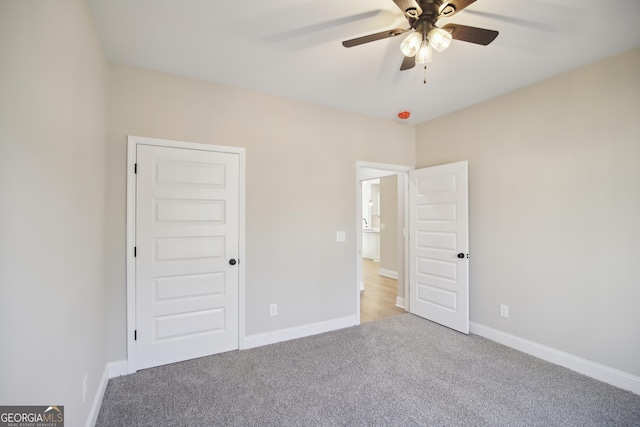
[392,0,422,18]
[400,55,416,71]
[342,28,410,48]
[442,23,499,45]
[441,0,478,17]
[464,10,559,32]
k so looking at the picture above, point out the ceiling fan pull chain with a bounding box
[423,65,428,84]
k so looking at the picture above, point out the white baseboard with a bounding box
[470,322,640,395]
[242,315,358,350]
[86,364,109,427]
[107,360,128,379]
[85,360,128,427]
[379,269,398,279]
[395,297,406,309]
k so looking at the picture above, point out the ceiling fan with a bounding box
[342,0,499,72]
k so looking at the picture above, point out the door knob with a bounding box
[457,253,465,259]
[229,259,237,265]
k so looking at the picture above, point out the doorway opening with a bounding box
[355,162,413,324]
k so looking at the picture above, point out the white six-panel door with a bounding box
[135,144,239,370]
[409,161,469,334]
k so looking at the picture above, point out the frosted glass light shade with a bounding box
[400,32,423,57]
[415,43,433,65]
[428,28,453,52]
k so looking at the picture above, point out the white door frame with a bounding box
[126,136,246,373]
[355,161,414,322]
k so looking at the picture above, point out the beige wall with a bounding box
[379,175,398,275]
[415,48,640,376]
[0,1,107,425]
[105,64,415,361]
[3,3,635,414]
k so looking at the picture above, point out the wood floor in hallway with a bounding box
[360,258,406,323]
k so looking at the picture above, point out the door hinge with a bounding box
[134,330,137,341]
[134,247,137,257]
[134,163,137,174]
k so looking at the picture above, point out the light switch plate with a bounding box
[336,231,346,242]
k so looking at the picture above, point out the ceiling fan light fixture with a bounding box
[400,32,423,57]
[428,28,453,52]
[415,42,433,65]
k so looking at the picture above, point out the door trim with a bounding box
[126,136,246,373]
[355,161,413,322]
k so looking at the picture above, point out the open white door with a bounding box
[409,161,469,333]
[135,144,240,370]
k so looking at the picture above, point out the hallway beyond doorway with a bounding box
[360,258,405,323]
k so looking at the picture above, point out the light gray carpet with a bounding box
[97,314,640,426]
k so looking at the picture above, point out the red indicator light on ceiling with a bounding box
[398,111,410,120]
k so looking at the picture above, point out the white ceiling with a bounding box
[89,0,640,124]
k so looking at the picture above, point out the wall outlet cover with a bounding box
[82,374,88,403]
[499,304,509,318]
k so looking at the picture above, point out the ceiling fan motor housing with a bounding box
[409,1,447,29]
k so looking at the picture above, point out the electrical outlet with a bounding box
[270,304,278,316]
[82,375,88,403]
[499,304,509,318]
